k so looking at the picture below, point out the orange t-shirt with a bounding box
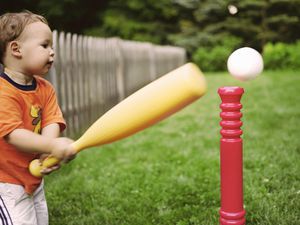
[0,72,66,194]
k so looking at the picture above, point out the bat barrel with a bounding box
[71,62,206,151]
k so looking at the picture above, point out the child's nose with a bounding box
[50,49,55,57]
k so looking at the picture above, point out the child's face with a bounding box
[18,22,54,76]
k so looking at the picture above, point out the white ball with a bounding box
[228,5,238,15]
[227,47,264,81]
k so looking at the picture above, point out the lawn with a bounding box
[45,70,300,225]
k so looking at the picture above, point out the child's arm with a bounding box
[41,123,61,138]
[5,128,75,161]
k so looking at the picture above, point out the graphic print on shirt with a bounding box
[30,105,42,134]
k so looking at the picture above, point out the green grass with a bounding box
[45,70,300,225]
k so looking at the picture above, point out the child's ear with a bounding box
[9,41,22,58]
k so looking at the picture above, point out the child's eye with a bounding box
[41,44,48,48]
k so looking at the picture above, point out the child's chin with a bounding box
[35,71,47,77]
[41,67,51,75]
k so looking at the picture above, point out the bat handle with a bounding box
[29,142,80,178]
[29,156,60,178]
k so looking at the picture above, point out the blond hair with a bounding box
[0,10,48,64]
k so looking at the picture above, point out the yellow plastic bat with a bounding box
[29,63,207,177]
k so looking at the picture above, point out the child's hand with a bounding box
[49,137,77,163]
[39,154,61,175]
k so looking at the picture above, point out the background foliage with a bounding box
[1,0,300,70]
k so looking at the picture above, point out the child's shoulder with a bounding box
[0,75,14,92]
[0,77,19,100]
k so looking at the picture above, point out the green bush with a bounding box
[192,36,241,72]
[288,40,300,69]
[263,41,300,70]
[193,39,300,72]
[192,46,230,72]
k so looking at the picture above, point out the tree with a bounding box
[1,0,299,52]
[225,0,300,50]
[0,0,108,34]
[168,0,300,54]
[84,0,182,44]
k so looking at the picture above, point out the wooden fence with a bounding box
[47,30,186,136]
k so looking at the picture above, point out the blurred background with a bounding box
[1,0,300,72]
